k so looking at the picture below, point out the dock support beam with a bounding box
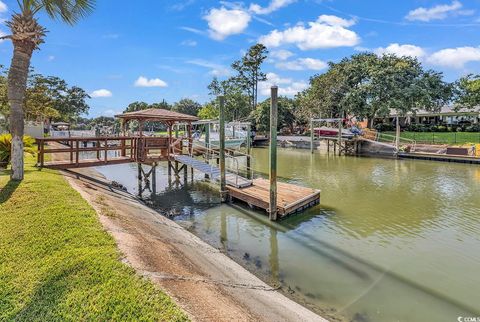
[310,119,314,154]
[338,118,343,156]
[219,95,227,202]
[269,86,278,221]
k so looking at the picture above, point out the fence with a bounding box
[382,132,480,145]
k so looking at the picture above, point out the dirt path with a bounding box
[62,166,327,322]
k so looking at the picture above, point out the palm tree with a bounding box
[0,0,95,180]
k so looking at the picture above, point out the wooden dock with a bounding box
[227,178,320,218]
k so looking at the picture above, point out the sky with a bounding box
[1,0,480,118]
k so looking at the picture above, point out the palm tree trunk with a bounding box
[8,42,34,181]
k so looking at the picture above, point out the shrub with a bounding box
[374,123,395,132]
[465,124,480,132]
[0,134,36,167]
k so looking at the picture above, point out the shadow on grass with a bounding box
[14,266,75,320]
[0,178,20,204]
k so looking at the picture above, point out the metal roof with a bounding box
[115,108,199,123]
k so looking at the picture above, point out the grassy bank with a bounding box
[0,157,187,321]
[383,131,480,145]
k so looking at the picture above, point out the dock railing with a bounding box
[184,141,253,187]
[362,129,417,152]
[36,136,137,168]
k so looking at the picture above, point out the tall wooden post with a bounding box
[338,118,343,156]
[246,123,252,179]
[269,86,278,221]
[205,122,210,148]
[187,123,192,155]
[137,163,142,197]
[395,115,400,154]
[310,118,314,153]
[167,124,172,176]
[152,163,157,195]
[121,120,126,156]
[219,96,227,202]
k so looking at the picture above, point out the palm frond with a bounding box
[29,0,95,25]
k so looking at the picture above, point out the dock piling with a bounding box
[269,86,278,221]
[219,96,227,202]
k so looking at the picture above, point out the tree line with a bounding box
[196,46,480,134]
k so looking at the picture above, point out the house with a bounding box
[375,106,480,127]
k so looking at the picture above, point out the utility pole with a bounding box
[269,86,278,221]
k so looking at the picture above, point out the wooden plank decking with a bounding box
[227,178,320,218]
[42,156,133,169]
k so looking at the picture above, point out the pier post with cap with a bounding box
[219,96,227,202]
[269,86,278,221]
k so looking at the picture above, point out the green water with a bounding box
[96,148,480,321]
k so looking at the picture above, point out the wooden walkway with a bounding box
[174,155,320,217]
[227,178,320,218]
[173,155,252,188]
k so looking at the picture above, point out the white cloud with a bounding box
[259,72,308,96]
[259,15,360,50]
[134,76,168,88]
[90,89,113,98]
[374,43,426,58]
[427,46,480,68]
[276,58,327,71]
[405,1,473,22]
[270,49,294,60]
[317,14,356,27]
[249,0,296,15]
[180,26,205,35]
[181,39,197,46]
[0,1,7,13]
[47,55,55,61]
[204,7,251,40]
[186,59,232,77]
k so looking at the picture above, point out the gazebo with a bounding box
[115,108,199,195]
[116,108,198,136]
[115,108,199,161]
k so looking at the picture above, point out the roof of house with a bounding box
[115,108,199,123]
[387,106,480,117]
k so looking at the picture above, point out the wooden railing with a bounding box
[36,136,137,168]
[36,136,183,168]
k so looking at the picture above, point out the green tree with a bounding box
[30,75,90,121]
[172,98,201,116]
[2,0,95,180]
[150,99,171,110]
[253,96,297,132]
[198,103,219,120]
[123,101,150,113]
[207,77,250,121]
[1,71,90,124]
[301,53,452,128]
[455,74,480,109]
[231,43,268,110]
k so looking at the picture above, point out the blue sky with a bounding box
[1,0,480,118]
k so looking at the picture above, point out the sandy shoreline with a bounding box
[61,166,328,321]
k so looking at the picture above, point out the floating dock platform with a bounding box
[227,178,320,218]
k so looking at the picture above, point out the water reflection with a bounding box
[95,148,480,322]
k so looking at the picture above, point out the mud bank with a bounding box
[62,167,327,322]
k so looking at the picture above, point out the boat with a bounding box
[314,126,355,139]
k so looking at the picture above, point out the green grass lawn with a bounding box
[383,131,480,145]
[0,157,188,321]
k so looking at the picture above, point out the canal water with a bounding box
[96,148,480,322]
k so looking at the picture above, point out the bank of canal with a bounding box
[96,148,480,322]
